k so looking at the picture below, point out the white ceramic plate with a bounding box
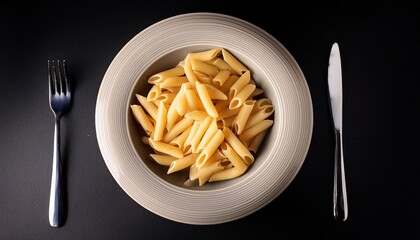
[95,12,313,225]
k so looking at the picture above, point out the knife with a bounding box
[328,42,348,221]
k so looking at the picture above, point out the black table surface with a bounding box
[1,1,419,239]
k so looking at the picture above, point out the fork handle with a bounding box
[49,118,65,227]
[333,129,348,221]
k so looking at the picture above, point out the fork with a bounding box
[48,60,72,227]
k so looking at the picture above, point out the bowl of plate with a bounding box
[95,12,313,225]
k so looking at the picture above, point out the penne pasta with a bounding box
[153,101,167,141]
[208,166,245,183]
[196,129,225,169]
[131,47,275,186]
[219,75,239,95]
[185,89,205,111]
[239,120,274,143]
[196,118,218,152]
[190,116,213,153]
[148,66,185,85]
[184,110,208,121]
[244,104,275,130]
[160,76,188,88]
[219,142,247,174]
[167,153,199,174]
[211,70,231,87]
[188,48,222,61]
[148,138,183,158]
[197,161,224,186]
[150,154,176,166]
[203,83,227,100]
[248,129,268,153]
[195,81,218,118]
[223,127,254,165]
[163,117,194,143]
[229,70,251,99]
[184,56,198,87]
[130,104,154,136]
[169,124,192,149]
[206,57,237,74]
[136,94,158,121]
[229,84,256,110]
[176,83,188,116]
[222,48,248,75]
[232,100,255,135]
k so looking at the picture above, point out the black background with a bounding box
[1,1,419,239]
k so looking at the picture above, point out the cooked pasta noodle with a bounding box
[130,48,274,186]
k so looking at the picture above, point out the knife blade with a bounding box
[328,42,348,221]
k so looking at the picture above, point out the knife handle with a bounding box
[333,129,348,221]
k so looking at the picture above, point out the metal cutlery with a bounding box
[48,60,72,227]
[327,43,348,221]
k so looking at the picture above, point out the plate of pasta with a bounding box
[95,12,313,225]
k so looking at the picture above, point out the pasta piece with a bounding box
[148,66,185,85]
[150,154,176,166]
[183,120,200,153]
[252,98,272,113]
[197,118,218,153]
[232,100,255,135]
[195,81,218,118]
[130,105,154,136]
[251,88,264,97]
[190,116,213,153]
[167,153,199,174]
[136,94,158,121]
[184,110,208,121]
[131,47,275,186]
[218,107,240,120]
[248,130,268,153]
[197,161,224,186]
[188,48,222,61]
[211,70,231,87]
[196,129,225,169]
[214,99,230,113]
[152,92,176,105]
[190,59,219,76]
[244,104,275,130]
[184,56,198,87]
[239,120,274,143]
[229,70,251,99]
[219,75,239,95]
[147,84,162,101]
[203,83,227,100]
[229,84,256,110]
[148,138,183,158]
[169,125,192,149]
[222,48,248,75]
[202,149,226,167]
[223,127,254,165]
[166,88,182,130]
[153,101,167,141]
[206,57,237,74]
[185,89,205,111]
[219,142,247,174]
[194,71,213,85]
[189,163,199,181]
[209,166,245,183]
[163,117,194,143]
[217,115,235,129]
[176,83,188,116]
[160,76,188,88]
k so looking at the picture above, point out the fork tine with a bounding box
[56,60,63,94]
[62,60,70,96]
[48,60,57,96]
